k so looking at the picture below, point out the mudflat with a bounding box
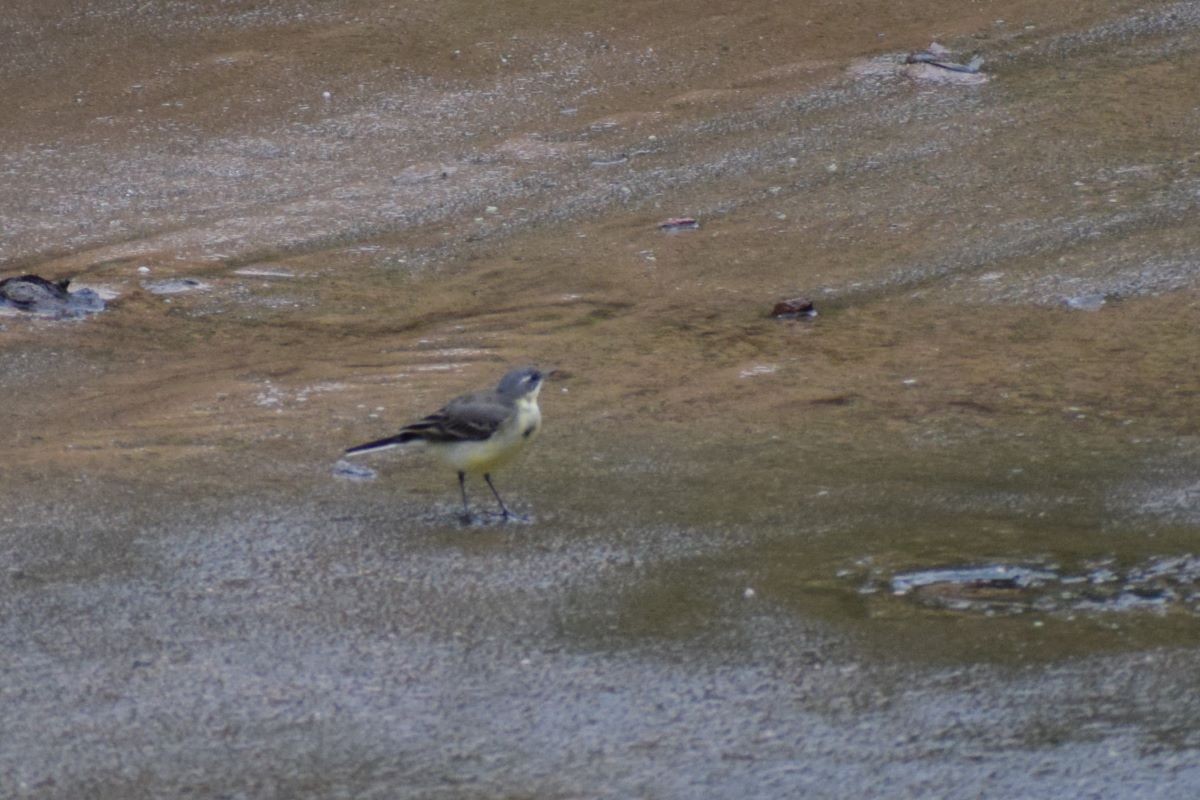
[3,1,1199,797]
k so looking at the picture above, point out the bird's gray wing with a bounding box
[400,391,512,443]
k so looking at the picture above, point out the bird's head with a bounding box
[496,366,544,398]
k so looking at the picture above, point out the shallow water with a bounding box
[3,0,1200,797]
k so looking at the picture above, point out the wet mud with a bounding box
[870,556,1200,616]
[3,0,1200,797]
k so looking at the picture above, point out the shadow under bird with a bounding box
[344,366,545,522]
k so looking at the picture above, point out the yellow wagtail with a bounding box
[344,366,544,521]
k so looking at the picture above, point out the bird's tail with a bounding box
[344,431,422,457]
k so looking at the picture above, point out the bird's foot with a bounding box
[455,508,531,526]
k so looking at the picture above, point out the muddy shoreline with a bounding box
[3,1,1200,797]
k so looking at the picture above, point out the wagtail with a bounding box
[344,366,544,521]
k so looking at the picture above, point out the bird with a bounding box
[344,366,545,522]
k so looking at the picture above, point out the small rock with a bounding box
[233,268,295,278]
[590,154,629,166]
[902,43,988,85]
[142,278,207,295]
[658,217,699,231]
[770,296,817,319]
[905,48,985,74]
[332,460,377,481]
[739,364,778,378]
[1061,293,1107,311]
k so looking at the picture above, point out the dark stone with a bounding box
[770,296,817,319]
[0,274,71,308]
[0,273,105,317]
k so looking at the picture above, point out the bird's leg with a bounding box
[458,471,473,524]
[483,473,518,521]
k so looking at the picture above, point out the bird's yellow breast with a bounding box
[436,395,541,475]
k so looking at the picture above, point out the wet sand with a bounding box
[3,1,1200,797]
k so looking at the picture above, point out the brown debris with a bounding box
[770,296,817,319]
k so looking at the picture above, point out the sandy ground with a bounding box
[3,1,1200,797]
